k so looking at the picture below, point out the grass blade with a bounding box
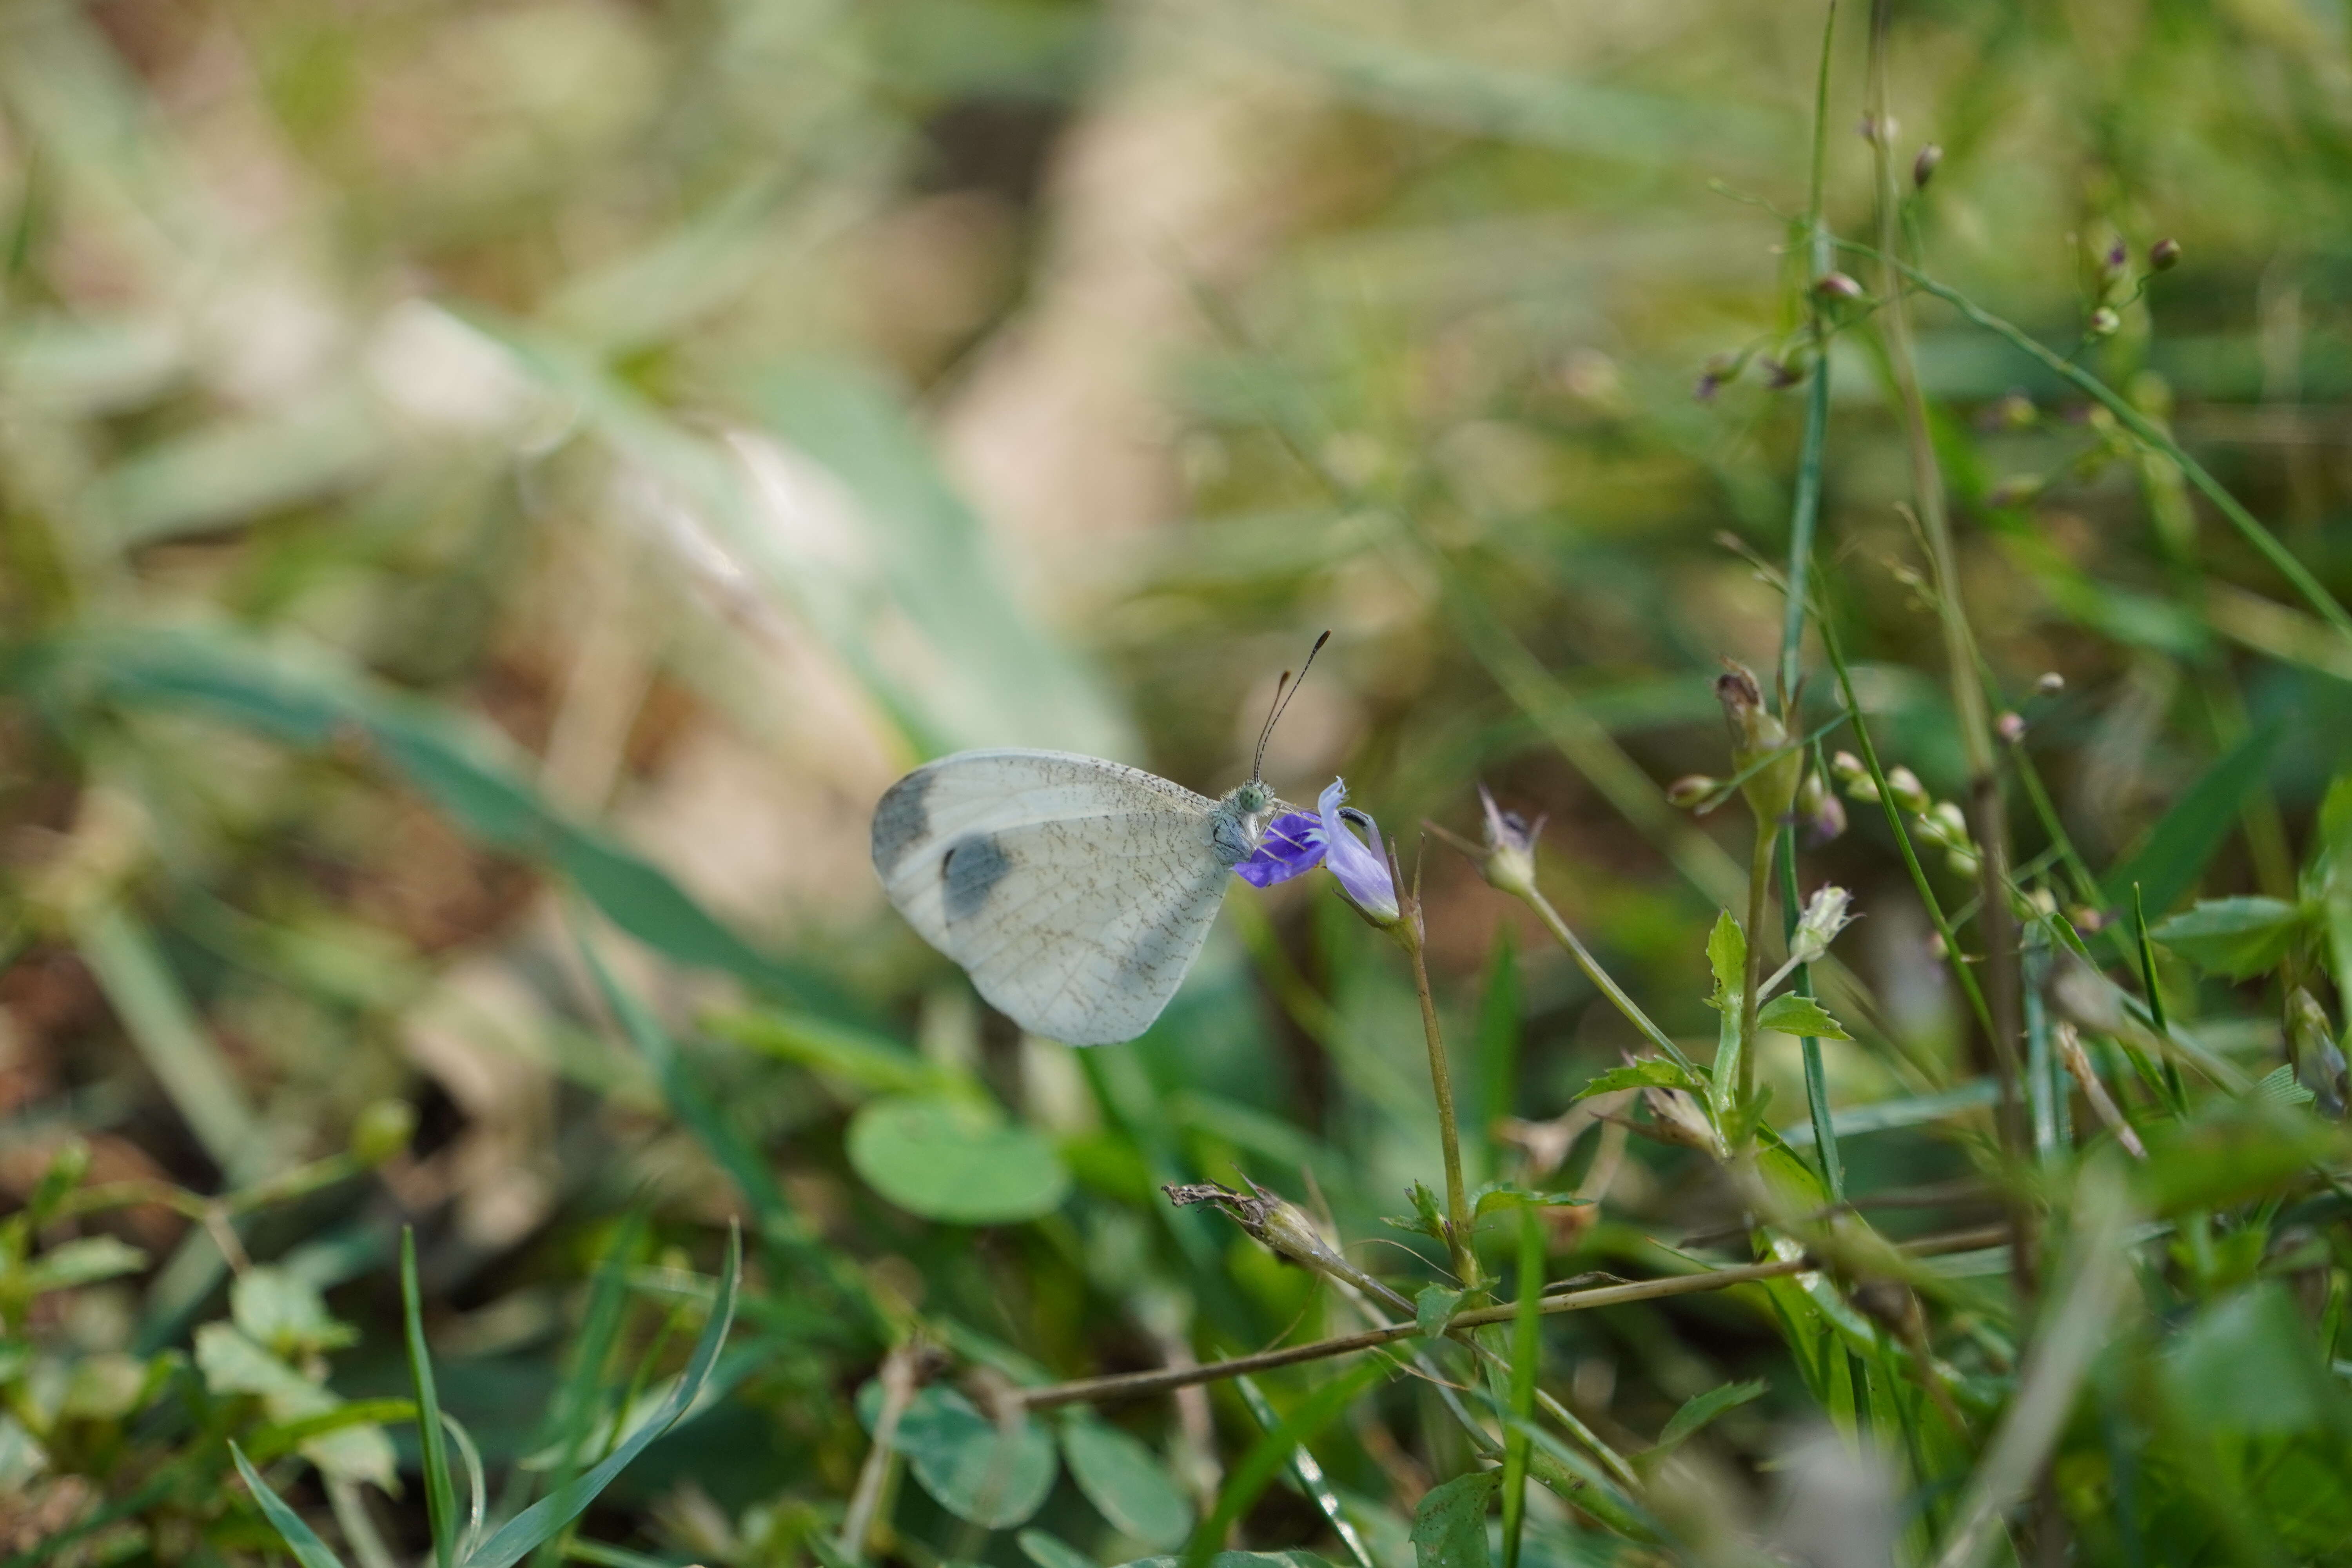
[403,1229,458,1568]
[1233,1374,1376,1568]
[231,1443,354,1568]
[463,1223,741,1568]
[1178,1359,1389,1568]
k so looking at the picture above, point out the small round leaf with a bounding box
[847,1095,1071,1225]
[1060,1417,1193,1549]
[859,1381,1057,1529]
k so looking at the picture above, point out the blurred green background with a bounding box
[8,0,2352,1561]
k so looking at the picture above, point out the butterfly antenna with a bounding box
[1251,630,1330,782]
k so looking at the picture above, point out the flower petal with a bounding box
[1233,811,1326,887]
[1318,779,1399,923]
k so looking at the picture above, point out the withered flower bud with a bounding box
[1715,660,1802,826]
[1164,1177,1404,1306]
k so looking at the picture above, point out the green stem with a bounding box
[1818,613,1996,1041]
[1407,923,1479,1288]
[1738,825,1778,1110]
[1781,833,1844,1199]
[1514,882,1697,1076]
[1831,238,2352,644]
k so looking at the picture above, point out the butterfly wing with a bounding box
[871,750,1230,1045]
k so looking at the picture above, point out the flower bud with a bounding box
[2068,905,2108,935]
[2287,987,2348,1119]
[1884,766,1930,815]
[1815,271,1865,301]
[1859,112,1898,145]
[1945,849,1980,879]
[2087,306,2121,339]
[1641,1083,1724,1155]
[1165,1177,1378,1290]
[1474,784,1544,896]
[1667,775,1720,810]
[1790,885,1856,968]
[1996,711,2026,745]
[1715,661,1801,826]
[1925,801,1971,847]
[1797,772,1847,846]
[1912,143,1942,189]
[1829,750,1878,802]
[2036,671,2065,695]
[350,1099,417,1167]
[2101,237,2131,282]
[2149,237,2181,272]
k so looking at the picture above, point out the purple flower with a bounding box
[1318,779,1399,924]
[1233,810,1326,887]
[1232,779,1401,926]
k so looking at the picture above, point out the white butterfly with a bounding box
[870,639,1328,1045]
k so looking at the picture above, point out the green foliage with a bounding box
[1408,1473,1498,1568]
[844,1095,1073,1225]
[857,1382,1058,1530]
[1060,1417,1196,1550]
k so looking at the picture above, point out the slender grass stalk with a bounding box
[1817,613,1994,1040]
[1830,239,2352,642]
[1403,910,1479,1289]
[1737,826,1777,1108]
[1508,877,1695,1074]
[401,1229,457,1568]
[1499,1206,1543,1568]
[1235,1376,1378,1568]
[1017,1225,2005,1409]
[1865,5,2031,1234]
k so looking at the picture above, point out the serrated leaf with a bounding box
[1573,1060,1699,1100]
[1651,1379,1766,1454]
[2149,897,2309,979]
[1705,911,1745,1010]
[1060,1416,1192,1549]
[1756,995,1851,1041]
[1410,1471,1497,1568]
[1415,1285,1465,1338]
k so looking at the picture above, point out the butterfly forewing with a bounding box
[871,750,1230,1044]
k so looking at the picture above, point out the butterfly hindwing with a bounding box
[871,750,1230,1044]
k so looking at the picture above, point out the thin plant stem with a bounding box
[1865,9,2030,1275]
[1512,880,1695,1075]
[1783,833,1845,1199]
[1015,1226,2007,1410]
[1405,914,1479,1289]
[1738,824,1777,1107]
[1818,612,1994,1040]
[1829,239,2352,643]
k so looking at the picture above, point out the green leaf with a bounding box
[1705,911,1745,1010]
[403,1230,457,1568]
[461,1225,740,1568]
[1470,1184,1590,1217]
[2148,897,2309,979]
[1179,1361,1390,1568]
[1651,1379,1766,1454]
[1382,1179,1450,1241]
[1020,1530,1103,1568]
[231,1267,358,1359]
[706,1008,948,1095]
[231,1443,354,1568]
[2165,1283,2333,1435]
[21,1236,148,1295]
[1572,1060,1699,1100]
[2253,1063,2317,1107]
[859,1382,1057,1529]
[1118,1555,1341,1568]
[2102,722,2285,916]
[2134,1106,2344,1216]
[1756,995,1851,1041]
[1060,1416,1194,1549]
[1409,1472,1497,1568]
[1416,1285,1466,1338]
[845,1096,1071,1225]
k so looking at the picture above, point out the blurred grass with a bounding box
[7,0,2352,1563]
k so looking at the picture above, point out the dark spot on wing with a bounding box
[872,770,934,875]
[942,832,1012,920]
